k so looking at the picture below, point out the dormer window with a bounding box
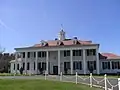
[73,40,77,44]
[40,40,48,46]
[73,37,79,45]
[73,40,80,45]
[57,40,63,46]
[41,42,44,46]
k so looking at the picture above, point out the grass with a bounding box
[0,79,101,90]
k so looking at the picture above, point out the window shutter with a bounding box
[34,62,35,70]
[87,49,89,56]
[108,62,110,69]
[94,61,96,70]
[102,62,104,69]
[27,62,30,70]
[73,62,75,70]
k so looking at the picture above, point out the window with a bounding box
[38,52,46,58]
[73,61,82,70]
[94,61,96,70]
[42,62,46,70]
[73,50,81,56]
[17,64,19,70]
[93,49,96,55]
[23,52,25,58]
[23,63,25,70]
[27,62,30,70]
[38,52,41,57]
[34,62,35,70]
[34,52,36,57]
[112,61,120,69]
[41,42,44,46]
[14,64,15,70]
[102,62,110,69]
[64,50,70,57]
[87,61,96,70]
[64,62,70,69]
[38,62,41,70]
[42,52,46,57]
[42,52,45,57]
[28,52,30,58]
[87,49,96,56]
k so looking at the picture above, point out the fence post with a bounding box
[45,71,47,80]
[104,74,107,90]
[76,72,78,84]
[118,78,120,90]
[90,73,92,87]
[60,72,62,81]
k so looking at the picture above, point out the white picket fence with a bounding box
[44,72,120,90]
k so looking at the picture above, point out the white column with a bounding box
[110,61,112,70]
[96,48,100,74]
[15,52,18,74]
[29,62,32,75]
[25,52,27,74]
[46,51,49,74]
[83,49,86,74]
[35,51,38,74]
[58,50,60,75]
[70,49,73,74]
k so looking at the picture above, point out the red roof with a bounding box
[101,53,120,59]
[33,39,97,48]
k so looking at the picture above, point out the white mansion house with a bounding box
[10,29,120,75]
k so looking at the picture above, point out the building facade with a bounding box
[10,30,120,75]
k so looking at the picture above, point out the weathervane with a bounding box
[61,24,64,30]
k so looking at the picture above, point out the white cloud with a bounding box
[0,19,15,32]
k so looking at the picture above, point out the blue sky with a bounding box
[0,0,120,54]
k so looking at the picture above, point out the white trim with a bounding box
[35,51,38,74]
[70,49,73,74]
[15,52,18,74]
[46,51,49,74]
[96,48,100,74]
[15,46,98,52]
[83,49,86,74]
[25,52,27,74]
[58,50,60,74]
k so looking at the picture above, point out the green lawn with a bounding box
[0,79,101,90]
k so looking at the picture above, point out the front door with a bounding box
[53,66,58,75]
